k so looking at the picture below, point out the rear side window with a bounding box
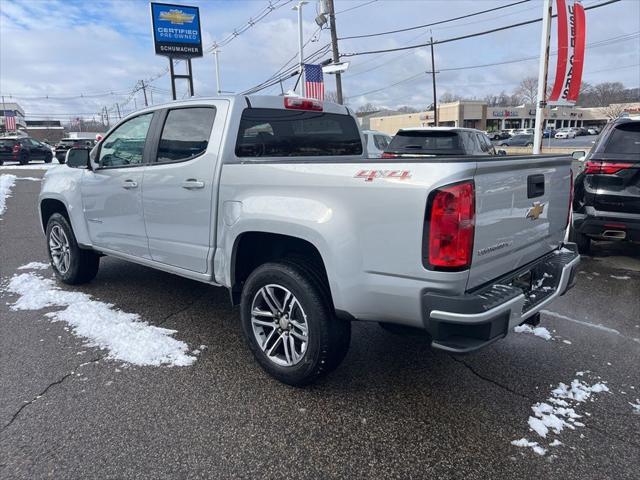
[0,139,17,147]
[235,108,362,157]
[374,134,390,150]
[387,131,465,155]
[157,107,216,163]
[603,123,640,154]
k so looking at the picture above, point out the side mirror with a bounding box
[497,149,507,156]
[66,148,90,169]
[571,150,586,161]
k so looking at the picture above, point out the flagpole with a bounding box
[533,0,553,155]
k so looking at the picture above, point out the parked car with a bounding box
[485,130,510,141]
[362,129,392,158]
[38,95,578,386]
[543,128,556,138]
[570,115,640,254]
[0,137,53,165]
[504,128,519,137]
[54,138,96,163]
[575,127,588,136]
[497,134,534,147]
[555,128,577,139]
[587,127,600,135]
[382,127,499,157]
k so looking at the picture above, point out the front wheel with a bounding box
[19,153,29,165]
[240,261,350,386]
[44,153,53,163]
[46,213,100,284]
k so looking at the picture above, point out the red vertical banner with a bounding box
[548,0,586,105]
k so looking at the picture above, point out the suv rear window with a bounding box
[235,108,362,157]
[386,130,465,155]
[0,139,17,147]
[603,123,640,154]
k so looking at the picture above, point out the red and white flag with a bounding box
[548,0,586,105]
[4,111,16,131]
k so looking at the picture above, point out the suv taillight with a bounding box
[425,181,475,270]
[584,160,633,175]
[284,97,323,111]
[12,144,21,154]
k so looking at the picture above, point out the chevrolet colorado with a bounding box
[38,95,579,385]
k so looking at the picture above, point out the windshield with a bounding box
[386,130,464,155]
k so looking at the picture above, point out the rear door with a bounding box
[589,121,640,215]
[468,156,572,289]
[0,139,16,161]
[142,103,226,273]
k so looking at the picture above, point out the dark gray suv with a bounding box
[570,116,640,254]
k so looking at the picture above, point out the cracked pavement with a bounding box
[1,169,639,479]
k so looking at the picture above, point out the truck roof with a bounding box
[398,126,487,134]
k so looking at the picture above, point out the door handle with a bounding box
[182,179,205,190]
[122,180,138,189]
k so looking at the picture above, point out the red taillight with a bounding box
[584,160,633,175]
[284,97,323,111]
[12,144,21,153]
[381,152,398,159]
[426,181,475,270]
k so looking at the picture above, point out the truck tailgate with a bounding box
[468,155,572,290]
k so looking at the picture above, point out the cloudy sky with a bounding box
[1,0,638,121]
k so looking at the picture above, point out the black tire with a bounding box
[240,261,351,386]
[570,225,591,255]
[0,159,3,166]
[45,213,100,284]
[57,155,66,164]
[44,153,53,163]
[19,153,29,165]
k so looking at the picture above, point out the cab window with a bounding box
[157,107,216,163]
[99,113,153,168]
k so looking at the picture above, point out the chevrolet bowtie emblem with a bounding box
[159,9,195,25]
[526,202,545,220]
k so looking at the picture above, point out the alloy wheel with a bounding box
[49,224,71,274]
[250,284,309,367]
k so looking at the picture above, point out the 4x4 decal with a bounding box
[354,170,412,182]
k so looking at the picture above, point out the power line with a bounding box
[341,0,622,58]
[339,0,531,40]
[335,0,378,15]
[348,32,640,99]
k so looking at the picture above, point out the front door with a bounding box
[142,103,225,273]
[81,112,154,258]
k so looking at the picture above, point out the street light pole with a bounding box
[213,48,222,95]
[533,0,553,154]
[293,1,308,96]
[430,36,438,126]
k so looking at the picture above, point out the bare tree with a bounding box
[598,103,631,120]
[396,105,419,113]
[356,102,379,113]
[514,76,538,105]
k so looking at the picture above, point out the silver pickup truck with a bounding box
[38,95,579,385]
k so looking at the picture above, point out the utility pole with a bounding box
[533,0,552,154]
[430,36,438,126]
[116,103,122,120]
[293,1,308,96]
[213,49,222,95]
[140,80,149,107]
[327,0,343,104]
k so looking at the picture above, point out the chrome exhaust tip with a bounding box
[602,230,626,240]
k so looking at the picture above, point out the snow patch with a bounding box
[629,400,640,414]
[0,174,17,217]
[4,272,197,367]
[511,374,610,456]
[514,324,553,340]
[610,275,631,280]
[17,262,50,270]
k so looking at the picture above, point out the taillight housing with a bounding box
[381,152,398,159]
[584,160,633,175]
[284,97,323,111]
[424,181,475,271]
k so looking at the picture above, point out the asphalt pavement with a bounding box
[1,167,639,480]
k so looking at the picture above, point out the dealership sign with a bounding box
[548,0,586,106]
[492,110,518,118]
[150,3,203,58]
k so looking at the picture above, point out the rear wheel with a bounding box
[19,153,29,165]
[240,260,350,386]
[570,225,591,255]
[44,152,53,163]
[46,213,100,284]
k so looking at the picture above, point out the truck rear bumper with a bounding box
[422,244,580,353]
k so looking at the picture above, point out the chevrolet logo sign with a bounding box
[159,9,195,25]
[526,202,545,220]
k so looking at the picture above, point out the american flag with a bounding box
[4,110,16,131]
[304,64,324,101]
